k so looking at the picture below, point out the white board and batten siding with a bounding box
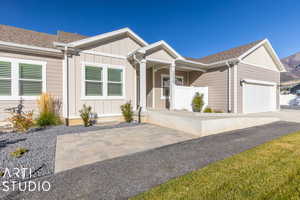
[173,86,208,111]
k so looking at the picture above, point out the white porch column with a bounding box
[139,59,147,111]
[169,61,176,110]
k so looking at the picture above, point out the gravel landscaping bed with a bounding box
[0,122,140,183]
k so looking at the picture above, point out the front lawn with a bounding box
[131,130,300,200]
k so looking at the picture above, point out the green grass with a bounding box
[131,131,300,200]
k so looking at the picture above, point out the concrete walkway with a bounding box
[5,121,300,200]
[55,124,195,173]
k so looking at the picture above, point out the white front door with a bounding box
[243,83,276,113]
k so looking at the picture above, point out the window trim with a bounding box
[0,61,12,96]
[81,62,125,100]
[0,57,46,100]
[161,74,184,99]
[84,65,104,97]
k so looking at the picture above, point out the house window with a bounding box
[85,66,103,96]
[108,68,123,96]
[0,57,46,100]
[19,63,43,96]
[161,75,184,98]
[0,61,11,96]
[82,63,124,99]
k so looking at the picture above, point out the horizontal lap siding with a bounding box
[189,66,228,112]
[0,51,62,121]
[237,63,280,113]
[68,36,140,118]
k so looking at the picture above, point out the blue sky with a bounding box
[2,0,300,58]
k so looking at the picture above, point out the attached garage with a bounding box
[242,79,277,113]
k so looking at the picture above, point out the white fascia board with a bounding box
[175,59,207,72]
[242,79,277,86]
[238,39,285,72]
[68,28,148,48]
[138,40,184,59]
[0,40,61,53]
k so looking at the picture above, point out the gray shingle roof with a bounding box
[186,40,263,64]
[0,24,86,49]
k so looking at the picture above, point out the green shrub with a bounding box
[36,112,61,127]
[204,107,213,113]
[11,147,29,158]
[36,93,62,127]
[192,92,204,112]
[121,101,133,123]
[79,104,92,127]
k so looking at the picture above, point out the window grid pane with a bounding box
[86,82,103,96]
[19,63,42,80]
[19,80,42,96]
[108,68,122,82]
[108,83,122,96]
[0,80,11,96]
[0,61,11,78]
[85,66,102,81]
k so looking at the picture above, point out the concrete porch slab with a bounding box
[146,110,280,136]
[55,124,195,173]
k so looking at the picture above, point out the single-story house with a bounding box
[0,25,286,124]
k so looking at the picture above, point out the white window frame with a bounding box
[83,64,104,98]
[161,74,184,99]
[81,62,125,100]
[0,57,46,100]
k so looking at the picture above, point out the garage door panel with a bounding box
[243,83,276,113]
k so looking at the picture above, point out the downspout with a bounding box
[226,61,232,113]
[64,46,70,126]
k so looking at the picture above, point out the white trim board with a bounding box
[242,79,277,86]
[81,50,126,59]
[69,28,148,48]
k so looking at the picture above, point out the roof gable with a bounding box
[69,28,148,48]
[137,40,183,59]
[242,45,279,71]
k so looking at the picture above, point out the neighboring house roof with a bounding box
[185,40,262,64]
[0,24,86,49]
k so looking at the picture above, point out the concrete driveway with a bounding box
[5,121,300,200]
[55,124,195,173]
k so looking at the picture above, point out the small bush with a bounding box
[79,104,92,127]
[36,112,61,127]
[121,101,133,123]
[7,100,34,132]
[204,107,213,113]
[192,92,204,112]
[36,93,62,127]
[11,148,29,158]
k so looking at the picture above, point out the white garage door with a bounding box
[243,83,276,113]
